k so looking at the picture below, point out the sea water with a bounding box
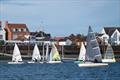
[0,61,120,80]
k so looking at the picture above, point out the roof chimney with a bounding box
[5,21,8,26]
[2,21,8,29]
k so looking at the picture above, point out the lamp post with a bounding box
[42,42,45,62]
[25,35,30,56]
[61,45,64,59]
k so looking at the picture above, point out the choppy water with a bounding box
[0,61,120,80]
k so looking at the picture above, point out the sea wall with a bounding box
[0,45,120,60]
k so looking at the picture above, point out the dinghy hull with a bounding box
[27,61,43,64]
[48,61,62,63]
[74,60,84,64]
[102,59,116,63]
[8,62,24,64]
[78,63,108,67]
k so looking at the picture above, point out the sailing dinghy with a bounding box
[102,44,116,63]
[8,43,24,64]
[74,42,86,64]
[28,44,43,63]
[47,43,61,63]
[78,26,108,67]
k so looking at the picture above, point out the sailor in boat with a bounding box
[33,58,38,62]
[94,56,102,63]
[12,58,16,62]
[94,59,98,63]
[35,58,37,62]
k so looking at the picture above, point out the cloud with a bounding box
[0,0,38,6]
[0,0,120,36]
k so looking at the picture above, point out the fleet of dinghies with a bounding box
[8,42,61,64]
[78,26,108,67]
[8,26,116,67]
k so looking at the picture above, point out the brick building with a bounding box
[4,21,30,41]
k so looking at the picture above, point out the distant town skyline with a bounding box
[0,0,120,37]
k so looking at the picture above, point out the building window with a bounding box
[21,28,24,32]
[12,29,16,32]
[13,34,17,40]
[15,29,18,32]
[0,35,3,39]
[24,28,26,32]
[18,29,21,32]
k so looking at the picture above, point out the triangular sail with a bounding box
[104,44,115,59]
[49,43,61,61]
[45,43,49,61]
[78,42,86,61]
[85,26,102,62]
[32,44,41,61]
[12,43,22,62]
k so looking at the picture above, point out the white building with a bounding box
[0,21,6,41]
[100,27,120,45]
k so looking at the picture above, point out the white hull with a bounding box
[102,59,116,63]
[8,62,24,64]
[27,61,43,64]
[78,63,108,67]
[47,61,62,63]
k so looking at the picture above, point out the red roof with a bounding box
[7,23,29,32]
[53,37,64,41]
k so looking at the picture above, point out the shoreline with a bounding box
[1,53,120,61]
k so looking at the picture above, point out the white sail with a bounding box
[49,43,61,62]
[85,26,102,62]
[104,44,115,59]
[78,42,86,61]
[32,44,41,61]
[12,43,22,62]
[45,43,49,61]
[102,44,116,62]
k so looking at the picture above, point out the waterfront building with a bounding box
[4,21,30,41]
[99,27,120,45]
[0,21,6,41]
[30,31,51,41]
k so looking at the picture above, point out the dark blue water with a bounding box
[0,61,120,80]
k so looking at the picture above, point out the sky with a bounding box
[0,0,120,37]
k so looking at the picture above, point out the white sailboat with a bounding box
[28,44,42,63]
[74,42,86,64]
[102,44,116,62]
[48,43,61,63]
[78,26,108,67]
[8,43,24,64]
